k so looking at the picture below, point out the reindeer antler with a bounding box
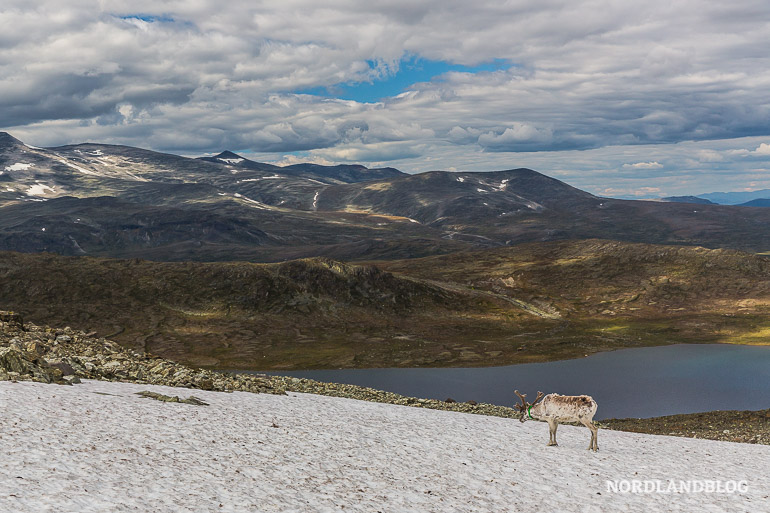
[532,391,545,406]
[514,390,528,410]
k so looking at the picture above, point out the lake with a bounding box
[245,344,770,419]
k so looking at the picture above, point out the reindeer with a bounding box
[514,390,599,451]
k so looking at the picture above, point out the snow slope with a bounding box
[1,380,767,512]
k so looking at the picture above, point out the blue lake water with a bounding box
[245,344,770,419]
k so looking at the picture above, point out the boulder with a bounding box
[45,358,76,376]
[0,311,23,330]
[0,347,30,374]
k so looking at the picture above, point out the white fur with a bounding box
[519,393,599,451]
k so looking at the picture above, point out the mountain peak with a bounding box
[213,150,244,160]
[205,150,249,165]
[0,132,25,147]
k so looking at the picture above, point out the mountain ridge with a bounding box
[5,132,770,260]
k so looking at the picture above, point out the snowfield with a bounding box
[1,380,767,512]
[4,163,33,172]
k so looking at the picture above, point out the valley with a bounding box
[1,239,769,370]
[3,132,770,370]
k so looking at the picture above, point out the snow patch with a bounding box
[4,162,33,172]
[121,170,147,182]
[239,196,271,209]
[232,192,272,210]
[456,176,465,182]
[527,201,544,211]
[312,191,319,210]
[6,377,764,513]
[26,182,55,196]
[56,158,98,175]
[218,158,244,164]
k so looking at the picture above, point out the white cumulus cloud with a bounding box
[622,161,664,169]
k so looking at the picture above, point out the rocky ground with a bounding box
[2,310,767,446]
[0,311,281,395]
[599,410,770,445]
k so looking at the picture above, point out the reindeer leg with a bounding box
[547,420,558,446]
[581,419,599,451]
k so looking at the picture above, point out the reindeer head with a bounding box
[514,390,544,423]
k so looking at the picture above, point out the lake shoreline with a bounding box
[3,314,767,446]
[238,342,770,420]
[262,374,770,446]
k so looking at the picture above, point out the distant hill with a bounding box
[737,198,770,207]
[698,189,770,205]
[661,196,715,205]
[0,250,513,369]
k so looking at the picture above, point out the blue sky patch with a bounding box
[119,14,175,23]
[296,56,511,103]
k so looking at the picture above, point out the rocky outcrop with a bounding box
[0,309,520,419]
[0,311,284,394]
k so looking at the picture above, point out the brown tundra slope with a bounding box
[2,239,770,370]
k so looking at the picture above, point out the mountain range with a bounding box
[663,190,770,206]
[4,131,770,261]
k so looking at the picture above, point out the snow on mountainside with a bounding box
[1,379,767,512]
[8,131,770,260]
[198,150,406,184]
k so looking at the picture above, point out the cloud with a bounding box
[599,186,662,197]
[622,161,664,169]
[316,141,425,162]
[725,142,770,158]
[2,0,770,196]
[640,46,695,78]
[447,126,481,144]
[693,150,725,163]
[477,124,554,151]
[273,154,337,167]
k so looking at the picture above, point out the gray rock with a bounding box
[45,359,76,376]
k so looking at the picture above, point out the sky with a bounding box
[2,1,770,198]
